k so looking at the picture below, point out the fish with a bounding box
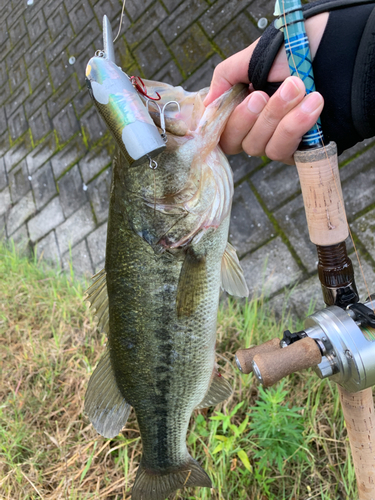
[84,79,249,500]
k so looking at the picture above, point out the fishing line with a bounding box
[281,0,373,306]
[113,0,127,43]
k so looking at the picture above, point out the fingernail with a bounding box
[247,92,268,114]
[301,92,323,113]
[279,78,300,102]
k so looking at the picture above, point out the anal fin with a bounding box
[132,455,211,500]
[85,348,131,439]
[221,242,249,297]
[195,370,232,410]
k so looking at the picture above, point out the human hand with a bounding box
[204,13,328,165]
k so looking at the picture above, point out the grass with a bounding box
[0,241,361,499]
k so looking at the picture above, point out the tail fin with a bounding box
[132,456,212,500]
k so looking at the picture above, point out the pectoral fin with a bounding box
[195,370,232,410]
[176,250,207,318]
[221,243,249,297]
[85,348,132,439]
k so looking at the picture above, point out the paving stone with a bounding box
[0,107,7,137]
[274,193,317,273]
[125,0,154,21]
[73,88,93,118]
[87,167,112,223]
[27,9,48,44]
[112,37,134,73]
[87,222,107,267]
[0,60,7,87]
[69,0,95,33]
[9,36,31,65]
[49,51,75,91]
[8,160,31,204]
[26,133,58,175]
[93,0,123,23]
[45,25,74,63]
[182,53,222,91]
[240,236,302,298]
[125,1,168,47]
[55,202,96,255]
[9,224,30,254]
[153,60,184,86]
[45,1,68,39]
[4,81,29,119]
[58,164,87,218]
[247,0,274,23]
[35,230,61,265]
[75,46,96,86]
[47,75,80,119]
[0,214,6,239]
[24,30,51,65]
[4,133,33,173]
[80,106,106,148]
[170,23,213,76]
[0,83,11,110]
[30,162,57,210]
[214,13,260,58]
[51,135,87,179]
[7,191,36,236]
[28,197,65,242]
[0,158,7,191]
[6,3,25,30]
[268,275,323,319]
[251,161,301,211]
[24,0,45,22]
[29,104,52,143]
[162,0,185,11]
[229,181,274,256]
[8,106,28,142]
[200,0,252,35]
[159,0,208,44]
[8,57,27,93]
[62,239,94,278]
[229,153,263,184]
[24,80,53,118]
[339,138,375,165]
[68,18,99,59]
[351,253,375,301]
[53,105,80,145]
[9,15,27,46]
[342,160,375,220]
[352,208,375,263]
[134,31,171,78]
[80,141,112,184]
[27,53,48,92]
[0,187,11,217]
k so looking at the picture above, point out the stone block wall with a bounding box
[1,0,375,318]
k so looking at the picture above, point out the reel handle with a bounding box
[235,338,281,374]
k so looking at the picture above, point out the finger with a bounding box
[242,76,306,156]
[219,91,269,155]
[264,92,324,164]
[203,43,256,106]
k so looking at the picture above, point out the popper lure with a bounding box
[85,16,166,167]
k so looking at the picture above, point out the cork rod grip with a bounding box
[338,386,375,500]
[235,338,281,374]
[294,142,348,246]
[252,337,322,387]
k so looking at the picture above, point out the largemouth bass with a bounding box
[84,80,249,500]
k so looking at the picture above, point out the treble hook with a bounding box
[160,101,181,142]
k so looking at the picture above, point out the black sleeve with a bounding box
[248,0,375,154]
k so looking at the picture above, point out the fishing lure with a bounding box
[85,16,166,167]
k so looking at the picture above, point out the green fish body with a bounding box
[84,81,249,500]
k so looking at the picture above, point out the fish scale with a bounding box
[84,79,249,500]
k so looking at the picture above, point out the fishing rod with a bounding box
[236,1,375,497]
